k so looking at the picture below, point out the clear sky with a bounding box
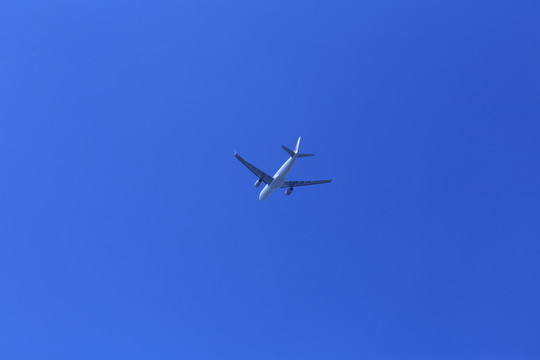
[1,1,539,359]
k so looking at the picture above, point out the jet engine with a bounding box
[285,187,294,195]
[254,179,262,187]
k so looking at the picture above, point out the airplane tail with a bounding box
[282,136,315,158]
[294,136,301,153]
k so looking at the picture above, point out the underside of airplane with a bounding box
[235,137,333,200]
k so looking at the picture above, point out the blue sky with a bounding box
[1,1,539,359]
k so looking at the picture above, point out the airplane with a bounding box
[235,137,333,200]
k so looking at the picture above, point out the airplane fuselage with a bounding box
[259,154,297,200]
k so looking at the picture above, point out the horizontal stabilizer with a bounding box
[282,145,295,157]
[283,145,315,158]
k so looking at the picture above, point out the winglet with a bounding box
[294,136,301,153]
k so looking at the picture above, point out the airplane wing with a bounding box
[235,152,274,184]
[280,179,333,188]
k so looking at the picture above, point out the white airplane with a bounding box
[235,137,333,200]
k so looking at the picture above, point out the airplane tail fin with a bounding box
[282,137,315,158]
[294,136,301,153]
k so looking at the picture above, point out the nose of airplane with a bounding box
[259,187,269,201]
